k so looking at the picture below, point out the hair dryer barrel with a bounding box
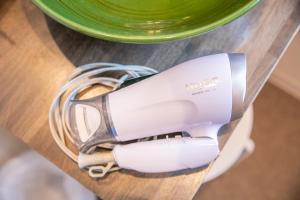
[108,53,246,141]
[68,53,246,151]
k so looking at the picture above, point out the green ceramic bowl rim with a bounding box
[32,0,259,43]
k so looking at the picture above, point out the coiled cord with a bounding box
[49,63,158,175]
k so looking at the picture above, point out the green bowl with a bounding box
[33,0,259,43]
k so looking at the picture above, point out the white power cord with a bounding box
[49,63,158,177]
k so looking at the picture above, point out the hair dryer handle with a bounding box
[187,124,223,139]
[113,137,219,173]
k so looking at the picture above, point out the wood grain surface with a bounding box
[0,0,299,199]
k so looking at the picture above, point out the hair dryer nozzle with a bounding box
[228,53,247,121]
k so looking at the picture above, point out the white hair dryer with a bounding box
[66,53,246,175]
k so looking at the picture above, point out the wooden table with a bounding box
[0,0,299,199]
